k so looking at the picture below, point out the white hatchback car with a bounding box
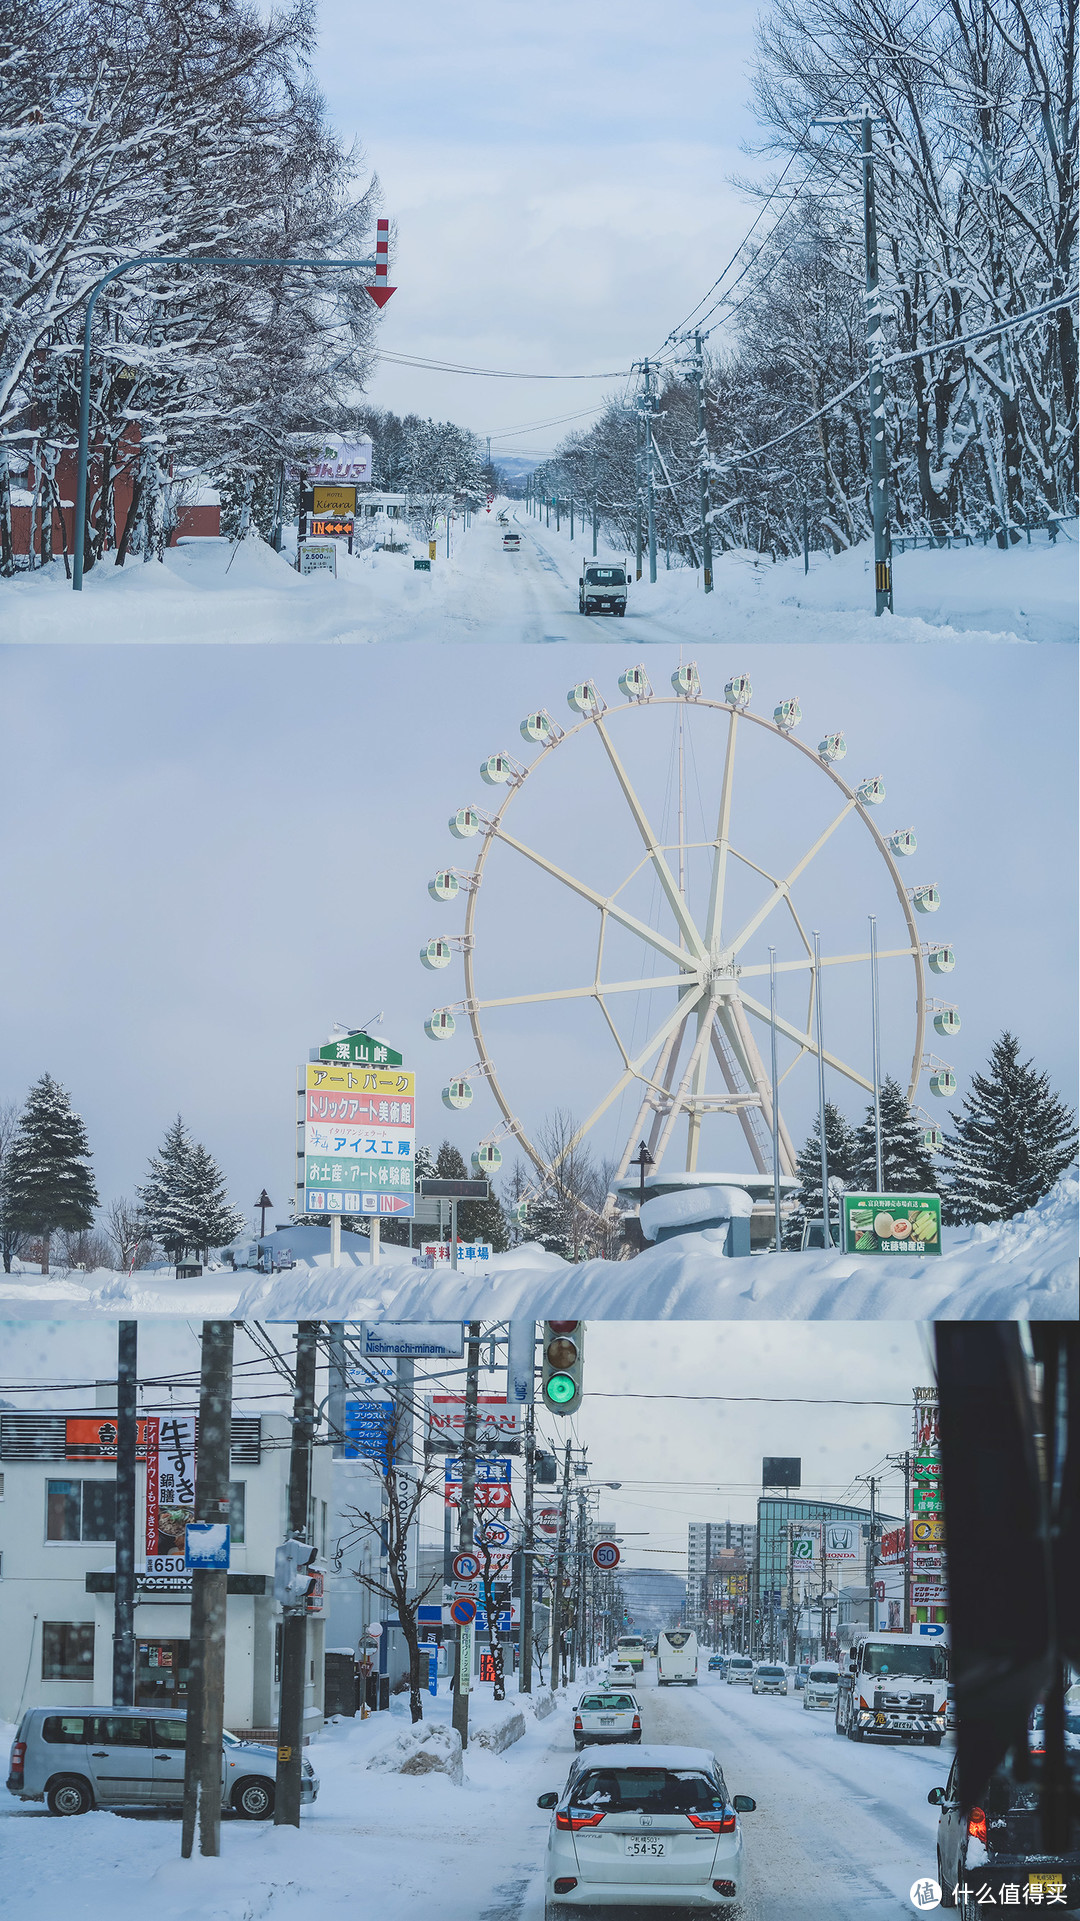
[605,1660,637,1685]
[537,1743,756,1919]
[573,1688,641,1750]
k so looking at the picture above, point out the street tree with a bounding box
[939,1032,1078,1224]
[852,1078,937,1195]
[104,1196,155,1272]
[3,1074,99,1274]
[137,1116,244,1266]
[341,1401,444,1724]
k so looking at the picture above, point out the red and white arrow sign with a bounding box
[366,217,396,308]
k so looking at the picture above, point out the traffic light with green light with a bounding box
[542,1321,584,1415]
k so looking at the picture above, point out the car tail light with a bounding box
[713,1880,738,1896]
[967,1807,987,1845]
[9,1740,26,1780]
[573,1716,583,1731]
[688,1810,737,1834]
[553,1880,578,1895]
[556,1808,606,1831]
[632,1716,641,1731]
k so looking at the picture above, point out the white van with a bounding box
[656,1629,698,1685]
[803,1662,840,1711]
[726,1655,754,1685]
[6,1706,317,1817]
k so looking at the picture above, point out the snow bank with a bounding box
[366,1721,464,1783]
[639,1184,753,1240]
[0,1173,1074,1319]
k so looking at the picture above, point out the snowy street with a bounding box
[0,1662,950,1921]
[1,504,1074,646]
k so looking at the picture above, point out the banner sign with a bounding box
[444,1481,511,1510]
[344,1399,395,1465]
[316,1030,401,1067]
[878,1525,906,1566]
[66,1416,150,1460]
[145,1416,196,1556]
[300,1049,415,1219]
[306,1088,415,1126]
[823,1521,861,1560]
[426,1396,522,1454]
[306,1063,413,1097]
[842,1194,942,1255]
[305,439,374,485]
[913,1390,941,1455]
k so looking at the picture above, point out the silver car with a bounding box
[6,1705,317,1817]
[752,1664,788,1696]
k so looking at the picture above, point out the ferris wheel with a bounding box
[421,664,959,1192]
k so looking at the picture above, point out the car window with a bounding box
[864,1645,948,1680]
[579,1694,635,1711]
[809,1668,837,1682]
[153,1720,187,1748]
[41,1715,91,1744]
[571,1769,722,1814]
[96,1716,151,1745]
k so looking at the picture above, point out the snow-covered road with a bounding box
[0,1664,950,1921]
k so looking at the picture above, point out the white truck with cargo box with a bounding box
[578,562,627,616]
[834,1628,948,1745]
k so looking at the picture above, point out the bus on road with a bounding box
[657,1629,699,1685]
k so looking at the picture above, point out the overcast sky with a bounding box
[1,642,1074,1236]
[307,0,767,448]
[0,1318,930,1562]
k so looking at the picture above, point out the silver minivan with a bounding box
[726,1655,754,1685]
[6,1706,317,1817]
[803,1662,840,1711]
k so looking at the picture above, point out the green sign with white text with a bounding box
[318,1032,403,1067]
[842,1193,942,1256]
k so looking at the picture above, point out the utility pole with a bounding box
[112,1322,137,1708]
[643,360,657,584]
[693,332,713,592]
[520,1398,536,1694]
[180,1321,235,1860]
[903,1451,913,1629]
[274,1322,318,1828]
[863,112,893,614]
[591,496,598,557]
[452,1322,481,1748]
[550,1441,572,1691]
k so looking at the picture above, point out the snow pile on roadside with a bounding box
[1,1176,1074,1321]
[366,1721,463,1782]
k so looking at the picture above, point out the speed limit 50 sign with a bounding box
[592,1540,620,1569]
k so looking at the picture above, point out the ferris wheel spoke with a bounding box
[726,800,857,959]
[592,716,708,961]
[704,709,739,949]
[489,823,692,972]
[552,983,707,1169]
[474,971,690,1010]
[739,990,874,1093]
[738,946,916,976]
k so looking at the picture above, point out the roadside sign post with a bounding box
[452,1323,482,1745]
[842,1194,942,1255]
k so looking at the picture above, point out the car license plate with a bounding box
[599,1717,615,1725]
[624,1836,665,1857]
[1029,1875,1065,1892]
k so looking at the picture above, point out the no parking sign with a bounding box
[450,1595,477,1626]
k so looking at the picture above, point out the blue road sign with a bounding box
[184,1523,230,1570]
[345,1399,395,1466]
[450,1596,477,1626]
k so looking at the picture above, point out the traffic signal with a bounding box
[541,1321,584,1416]
[535,1451,558,1485]
[274,1538,319,1609]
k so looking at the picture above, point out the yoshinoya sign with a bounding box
[842,1194,942,1255]
[145,1417,196,1556]
[426,1395,522,1453]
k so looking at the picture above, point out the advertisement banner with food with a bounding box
[842,1193,942,1255]
[145,1415,197,1557]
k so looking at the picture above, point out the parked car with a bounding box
[794,1663,811,1691]
[930,1745,1080,1916]
[708,1654,726,1674]
[572,1689,642,1751]
[6,1706,316,1818]
[752,1664,788,1696]
[803,1662,841,1711]
[537,1743,756,1919]
[725,1655,754,1686]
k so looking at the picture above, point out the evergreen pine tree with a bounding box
[138,1116,244,1265]
[852,1077,937,1195]
[783,1102,858,1248]
[4,1073,99,1275]
[939,1032,1078,1224]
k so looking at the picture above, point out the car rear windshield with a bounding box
[580,1694,636,1711]
[809,1667,838,1682]
[729,1658,752,1668]
[572,1769,723,1814]
[586,568,625,584]
[863,1646,948,1680]
[758,1666,785,1676]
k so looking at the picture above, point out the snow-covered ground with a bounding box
[2,1172,1075,1320]
[2,504,1074,645]
[0,1658,952,1921]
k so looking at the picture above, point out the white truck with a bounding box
[834,1628,948,1745]
[578,562,628,616]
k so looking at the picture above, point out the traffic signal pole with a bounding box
[181,1321,235,1860]
[112,1321,137,1708]
[520,1398,535,1694]
[451,1322,481,1749]
[550,1442,573,1691]
[275,1322,319,1828]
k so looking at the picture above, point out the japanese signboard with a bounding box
[304,437,373,484]
[360,1324,465,1360]
[306,1063,413,1097]
[66,1417,150,1460]
[912,1516,946,1544]
[316,1033,403,1067]
[878,1526,907,1565]
[422,1242,492,1264]
[444,1480,511,1510]
[912,1583,948,1606]
[913,1390,941,1455]
[842,1194,942,1255]
[823,1521,861,1560]
[791,1529,819,1563]
[300,1048,415,1218]
[298,540,337,576]
[426,1395,522,1454]
[913,1485,944,1515]
[145,1416,196,1557]
[312,485,357,516]
[444,1458,511,1484]
[344,1399,395,1465]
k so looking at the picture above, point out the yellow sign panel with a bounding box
[428,540,437,560]
[304,1062,414,1097]
[312,485,357,515]
[912,1517,945,1544]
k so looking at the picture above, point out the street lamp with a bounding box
[71,247,391,590]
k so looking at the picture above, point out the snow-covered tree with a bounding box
[138,1116,244,1265]
[852,1078,937,1196]
[0,1100,31,1273]
[3,1074,99,1274]
[783,1101,858,1248]
[939,1032,1078,1224]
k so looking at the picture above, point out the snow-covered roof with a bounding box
[572,1744,720,1773]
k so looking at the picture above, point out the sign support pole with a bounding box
[768,948,782,1253]
[180,1321,234,1860]
[274,1323,318,1827]
[869,914,884,1190]
[330,1215,341,1266]
[451,1324,481,1748]
[520,1397,535,1695]
[112,1320,137,1708]
[813,930,832,1245]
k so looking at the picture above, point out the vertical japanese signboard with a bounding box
[298,1046,416,1219]
[145,1416,197,1570]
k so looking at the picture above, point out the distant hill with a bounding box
[617,1569,688,1635]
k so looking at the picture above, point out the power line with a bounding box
[377,350,631,381]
